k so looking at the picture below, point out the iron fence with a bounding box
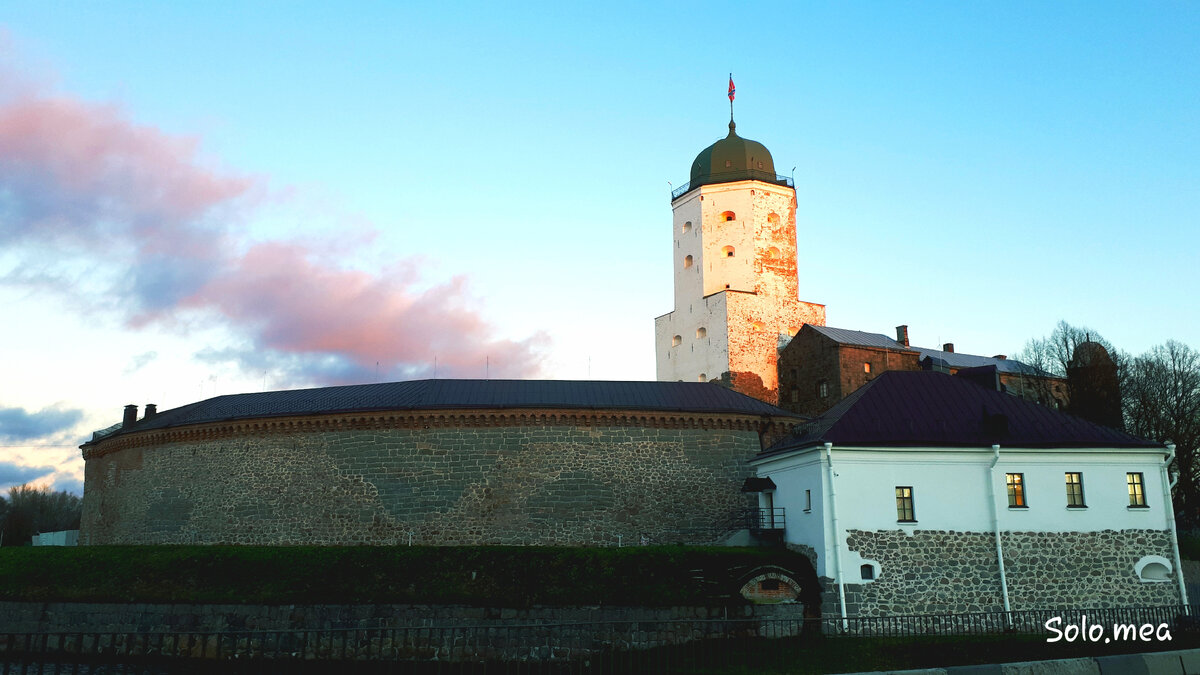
[1,606,1197,673]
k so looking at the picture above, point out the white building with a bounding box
[750,369,1186,618]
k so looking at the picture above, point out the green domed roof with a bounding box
[688,121,778,190]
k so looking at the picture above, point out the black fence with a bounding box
[1,606,1197,673]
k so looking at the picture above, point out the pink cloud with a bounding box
[0,69,546,385]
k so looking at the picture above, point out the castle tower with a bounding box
[655,118,826,404]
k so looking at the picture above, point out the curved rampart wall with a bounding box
[81,418,764,546]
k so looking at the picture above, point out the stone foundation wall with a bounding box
[842,528,1180,617]
[82,425,761,546]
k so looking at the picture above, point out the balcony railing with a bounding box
[742,507,786,531]
[671,171,794,200]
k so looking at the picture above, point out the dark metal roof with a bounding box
[913,346,1047,376]
[760,370,1161,456]
[809,326,914,351]
[87,379,801,444]
[802,325,1049,377]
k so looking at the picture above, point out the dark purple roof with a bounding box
[88,379,800,444]
[761,371,1161,456]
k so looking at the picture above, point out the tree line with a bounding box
[0,484,82,546]
[1019,321,1200,529]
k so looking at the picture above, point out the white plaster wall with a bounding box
[654,294,729,383]
[754,450,830,576]
[671,194,704,311]
[755,445,1174,580]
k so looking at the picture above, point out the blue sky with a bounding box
[1,2,1197,494]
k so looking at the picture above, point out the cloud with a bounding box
[123,351,158,375]
[0,461,54,488]
[0,62,547,386]
[0,406,84,442]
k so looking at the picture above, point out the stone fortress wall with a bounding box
[82,411,770,546]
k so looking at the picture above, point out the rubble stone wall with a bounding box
[82,420,765,546]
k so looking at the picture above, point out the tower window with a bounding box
[696,327,706,338]
[721,211,736,221]
[682,221,692,234]
[766,247,780,259]
[817,380,828,398]
[672,335,682,347]
[757,161,763,169]
[751,321,765,331]
[722,246,735,257]
[767,212,780,225]
[698,373,707,382]
[725,160,732,168]
[684,255,693,268]
[864,362,872,373]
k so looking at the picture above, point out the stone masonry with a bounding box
[841,528,1180,617]
[82,420,766,546]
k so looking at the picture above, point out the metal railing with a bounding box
[741,507,786,531]
[671,172,794,200]
[1,606,1196,672]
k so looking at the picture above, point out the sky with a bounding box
[1,2,1197,496]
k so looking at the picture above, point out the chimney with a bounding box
[144,403,157,419]
[896,325,909,347]
[943,343,955,353]
[993,355,1007,361]
[122,404,138,428]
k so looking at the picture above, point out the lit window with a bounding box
[864,362,871,373]
[1006,473,1026,507]
[1128,473,1147,507]
[682,221,692,234]
[817,380,828,398]
[671,335,682,347]
[721,211,736,221]
[1066,472,1086,508]
[696,327,706,338]
[684,255,693,268]
[896,486,915,522]
[722,245,735,257]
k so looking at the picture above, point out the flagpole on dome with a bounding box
[728,74,735,124]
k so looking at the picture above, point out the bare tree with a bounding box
[1124,341,1200,528]
[1016,321,1125,417]
[0,484,83,546]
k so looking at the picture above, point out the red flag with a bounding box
[728,76,736,102]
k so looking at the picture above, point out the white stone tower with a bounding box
[655,118,825,404]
